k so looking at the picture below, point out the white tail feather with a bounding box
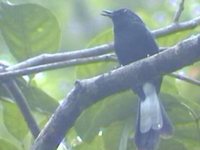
[140,82,163,133]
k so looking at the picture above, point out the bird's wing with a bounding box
[145,30,159,55]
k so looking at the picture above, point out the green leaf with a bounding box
[0,84,10,99]
[161,76,179,95]
[103,121,132,150]
[159,139,187,150]
[74,136,105,150]
[161,94,193,124]
[160,93,200,149]
[74,91,137,142]
[0,78,58,114]
[0,139,19,150]
[76,29,115,79]
[66,127,79,147]
[157,26,200,47]
[2,100,28,141]
[0,100,22,149]
[35,68,76,100]
[0,2,60,61]
[177,78,200,105]
[16,79,58,114]
[86,29,113,47]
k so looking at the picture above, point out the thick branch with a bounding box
[31,34,200,150]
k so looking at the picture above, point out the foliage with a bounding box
[0,0,199,150]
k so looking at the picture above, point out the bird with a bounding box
[102,8,173,150]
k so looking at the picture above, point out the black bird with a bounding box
[102,9,173,150]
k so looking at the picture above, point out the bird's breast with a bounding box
[114,28,149,65]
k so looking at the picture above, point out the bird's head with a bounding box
[101,8,143,27]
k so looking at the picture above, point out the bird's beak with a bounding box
[101,10,113,18]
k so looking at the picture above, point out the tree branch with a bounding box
[153,16,200,37]
[0,64,40,138]
[4,15,200,73]
[6,43,113,71]
[1,52,200,87]
[0,54,116,79]
[173,0,185,22]
[2,80,40,138]
[170,72,200,86]
[31,34,200,150]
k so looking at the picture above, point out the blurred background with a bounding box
[2,0,200,50]
[0,0,200,150]
[0,0,199,99]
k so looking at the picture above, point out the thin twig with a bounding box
[3,80,40,138]
[170,72,200,86]
[0,64,40,138]
[153,16,200,37]
[173,0,185,22]
[6,43,114,71]
[0,54,116,79]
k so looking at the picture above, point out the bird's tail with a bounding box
[134,82,173,150]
